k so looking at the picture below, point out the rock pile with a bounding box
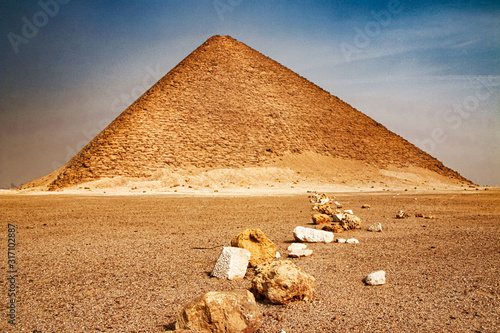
[308,191,362,232]
[177,191,390,330]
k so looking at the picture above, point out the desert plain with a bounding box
[1,187,499,332]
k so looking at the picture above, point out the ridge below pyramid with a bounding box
[23,35,471,191]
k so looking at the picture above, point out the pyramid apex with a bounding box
[204,35,238,44]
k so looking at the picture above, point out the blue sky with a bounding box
[1,0,499,187]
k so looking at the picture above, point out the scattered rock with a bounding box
[175,289,263,332]
[396,210,409,219]
[322,224,344,233]
[361,204,370,208]
[340,213,361,230]
[231,229,277,267]
[415,213,425,218]
[368,222,382,232]
[293,226,334,243]
[334,201,342,208]
[288,249,313,258]
[336,238,347,243]
[346,238,359,244]
[251,260,315,304]
[211,247,251,280]
[364,271,386,286]
[425,215,436,219]
[344,209,354,215]
[287,243,307,252]
[276,251,281,259]
[317,204,333,215]
[312,213,330,225]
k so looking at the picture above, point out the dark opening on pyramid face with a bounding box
[37,35,468,190]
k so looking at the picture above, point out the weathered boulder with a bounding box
[211,247,251,280]
[368,222,382,232]
[340,213,361,230]
[175,289,263,332]
[344,209,354,215]
[251,260,315,304]
[293,226,334,243]
[317,204,333,216]
[322,224,344,233]
[231,229,277,267]
[312,213,330,225]
[364,271,386,286]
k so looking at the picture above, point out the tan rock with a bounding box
[231,228,277,267]
[312,213,330,225]
[317,204,333,216]
[361,204,371,208]
[340,213,361,230]
[175,289,262,333]
[396,210,409,219]
[322,224,344,233]
[251,260,315,304]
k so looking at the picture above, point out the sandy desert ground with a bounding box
[1,188,499,332]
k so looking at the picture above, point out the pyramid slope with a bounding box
[31,35,469,190]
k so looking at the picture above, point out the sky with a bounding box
[0,0,499,188]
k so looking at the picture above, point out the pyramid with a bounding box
[27,35,469,190]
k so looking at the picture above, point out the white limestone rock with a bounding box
[287,243,308,252]
[368,222,382,232]
[336,238,347,243]
[331,213,343,222]
[344,209,354,215]
[288,249,313,258]
[276,251,281,259]
[364,270,386,285]
[211,247,251,280]
[293,226,334,243]
[346,238,359,244]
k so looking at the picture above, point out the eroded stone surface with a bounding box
[231,228,277,267]
[211,247,251,280]
[175,289,263,332]
[251,261,315,304]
